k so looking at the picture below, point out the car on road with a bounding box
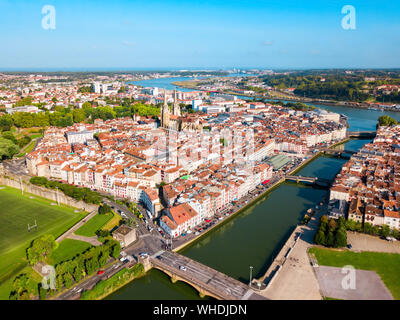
[179,266,187,271]
[139,252,149,258]
[346,244,352,249]
[97,270,105,275]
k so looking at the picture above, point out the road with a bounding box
[56,260,125,300]
[2,158,29,178]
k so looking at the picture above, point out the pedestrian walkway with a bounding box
[67,233,101,246]
[56,210,97,243]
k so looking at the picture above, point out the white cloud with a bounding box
[263,41,273,46]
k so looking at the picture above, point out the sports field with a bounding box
[0,185,87,297]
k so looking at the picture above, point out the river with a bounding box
[129,73,257,92]
[107,77,398,300]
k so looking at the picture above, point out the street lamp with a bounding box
[249,266,253,287]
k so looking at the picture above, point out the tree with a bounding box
[378,115,398,127]
[17,135,31,148]
[73,267,83,283]
[326,232,335,247]
[9,273,35,300]
[314,230,326,246]
[72,109,86,123]
[63,272,74,289]
[1,131,17,144]
[12,112,35,127]
[98,203,112,215]
[328,219,338,233]
[334,230,347,248]
[14,96,33,107]
[363,222,373,234]
[345,219,355,231]
[39,286,48,300]
[27,234,58,265]
[0,137,19,159]
[78,86,93,93]
[320,215,329,225]
[0,115,14,131]
[381,225,390,238]
[110,241,121,259]
[55,274,64,291]
[391,229,400,240]
[98,251,108,267]
[96,229,110,238]
[338,217,346,229]
[85,257,99,275]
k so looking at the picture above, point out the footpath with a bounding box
[257,202,327,300]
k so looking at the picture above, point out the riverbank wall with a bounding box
[0,174,98,212]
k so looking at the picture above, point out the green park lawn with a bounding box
[310,247,400,299]
[74,213,113,237]
[0,186,87,299]
[48,239,93,265]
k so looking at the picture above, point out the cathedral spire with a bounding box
[160,89,170,128]
[172,87,181,117]
[164,89,168,107]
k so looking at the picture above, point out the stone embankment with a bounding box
[0,174,98,212]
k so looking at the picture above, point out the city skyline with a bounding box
[0,0,399,70]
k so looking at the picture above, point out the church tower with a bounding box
[160,89,170,128]
[172,88,181,117]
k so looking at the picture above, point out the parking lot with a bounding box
[347,232,400,254]
[315,266,394,300]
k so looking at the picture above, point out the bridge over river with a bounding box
[319,147,357,156]
[149,250,266,300]
[285,175,332,188]
[347,131,376,138]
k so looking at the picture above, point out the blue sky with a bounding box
[0,0,399,70]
